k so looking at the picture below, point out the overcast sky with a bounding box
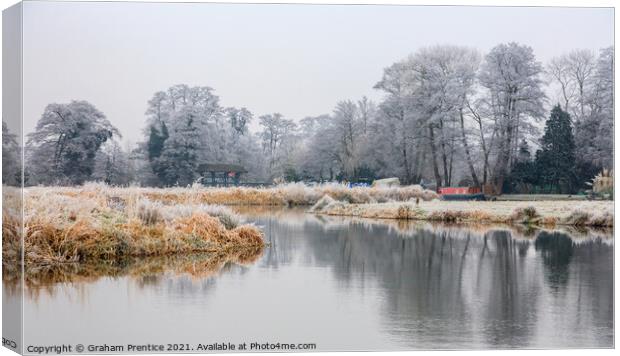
[21,2,613,143]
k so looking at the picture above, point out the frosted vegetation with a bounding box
[1,185,264,266]
[310,199,613,228]
[1,182,442,265]
[21,182,437,207]
[234,208,612,244]
[2,44,613,195]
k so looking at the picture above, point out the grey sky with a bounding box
[21,1,613,143]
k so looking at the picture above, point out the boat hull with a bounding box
[441,193,486,201]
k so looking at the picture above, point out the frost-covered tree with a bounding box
[547,49,596,118]
[294,96,381,183]
[142,85,222,186]
[581,47,614,169]
[145,91,170,181]
[139,85,267,186]
[374,60,423,184]
[478,42,546,191]
[373,45,481,187]
[223,107,254,164]
[159,106,210,186]
[332,100,361,179]
[547,47,614,178]
[259,113,298,180]
[2,121,20,186]
[410,46,481,187]
[226,107,252,135]
[295,115,339,181]
[26,101,119,185]
[93,140,133,186]
[505,139,538,193]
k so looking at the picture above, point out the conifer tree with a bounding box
[535,105,576,193]
[506,139,538,193]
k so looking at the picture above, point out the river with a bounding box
[7,208,613,351]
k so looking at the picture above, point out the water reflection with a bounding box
[4,246,264,298]
[14,208,614,350]
[535,232,574,288]
[248,209,613,349]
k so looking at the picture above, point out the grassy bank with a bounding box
[43,182,438,206]
[310,198,614,228]
[2,186,265,265]
[3,183,436,265]
[234,205,612,242]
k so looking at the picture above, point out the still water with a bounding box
[13,209,614,350]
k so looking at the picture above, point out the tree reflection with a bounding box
[534,232,574,288]
[256,211,612,348]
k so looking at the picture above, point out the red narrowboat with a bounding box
[438,187,485,201]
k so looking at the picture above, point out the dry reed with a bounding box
[2,186,265,266]
[39,182,438,207]
[310,199,614,228]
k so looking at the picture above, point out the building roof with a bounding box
[198,163,248,173]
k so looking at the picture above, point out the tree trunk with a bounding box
[411,144,423,184]
[459,108,480,187]
[428,125,442,189]
[402,146,411,184]
[439,119,450,186]
[494,125,514,193]
[400,109,412,184]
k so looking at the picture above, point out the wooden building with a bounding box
[198,163,248,186]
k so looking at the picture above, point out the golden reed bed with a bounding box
[2,185,265,266]
[3,182,436,266]
[46,182,438,206]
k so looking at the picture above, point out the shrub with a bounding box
[588,211,613,227]
[564,210,591,227]
[309,195,336,213]
[137,200,163,226]
[511,206,541,224]
[198,205,241,230]
[396,205,411,219]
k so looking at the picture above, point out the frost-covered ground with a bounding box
[310,199,614,227]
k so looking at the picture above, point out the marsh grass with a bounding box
[510,206,542,224]
[234,206,612,244]
[565,209,614,227]
[48,182,437,206]
[3,182,436,264]
[2,186,264,266]
[310,200,614,228]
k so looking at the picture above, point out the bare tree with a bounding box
[478,42,546,191]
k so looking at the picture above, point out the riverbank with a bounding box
[40,182,438,206]
[2,186,265,265]
[233,205,612,242]
[310,198,614,228]
[3,183,439,265]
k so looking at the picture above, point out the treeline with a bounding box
[264,43,614,193]
[2,42,613,193]
[288,44,613,194]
